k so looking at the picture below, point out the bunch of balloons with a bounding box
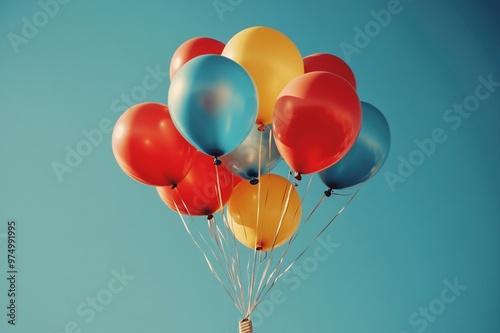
[112,25,391,332]
[112,27,390,332]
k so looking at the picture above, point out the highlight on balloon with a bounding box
[111,26,391,333]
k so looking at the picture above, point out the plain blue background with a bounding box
[1,0,499,332]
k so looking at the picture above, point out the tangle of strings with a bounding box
[170,128,359,319]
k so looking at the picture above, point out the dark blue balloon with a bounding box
[319,102,391,190]
[168,55,258,158]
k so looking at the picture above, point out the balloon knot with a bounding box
[255,246,263,251]
[324,189,333,197]
[207,214,214,220]
[171,183,177,190]
[294,172,302,181]
[249,177,259,185]
[214,157,222,166]
[257,123,265,132]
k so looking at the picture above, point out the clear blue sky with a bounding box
[1,1,499,332]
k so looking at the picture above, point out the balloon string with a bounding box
[208,216,245,312]
[249,176,314,311]
[247,128,264,316]
[251,136,297,312]
[269,181,296,250]
[251,179,297,311]
[251,144,275,307]
[253,187,357,308]
[301,174,315,209]
[276,177,328,261]
[208,216,240,297]
[246,237,256,317]
[248,253,275,314]
[254,181,295,305]
[247,127,281,314]
[288,188,326,246]
[230,206,256,317]
[234,208,252,316]
[267,128,273,168]
[251,248,281,310]
[174,186,245,313]
[255,188,360,307]
[171,197,242,314]
[214,164,246,313]
[174,195,244,313]
[258,127,263,183]
[175,193,227,267]
[259,174,321,295]
[286,188,359,270]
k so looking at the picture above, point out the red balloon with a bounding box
[112,102,197,186]
[303,53,357,90]
[273,72,362,176]
[157,151,235,216]
[169,37,225,80]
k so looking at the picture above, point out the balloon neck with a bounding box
[255,245,264,252]
[249,177,259,185]
[213,157,222,166]
[294,172,302,181]
[324,189,333,197]
[171,183,177,190]
[257,123,265,132]
[239,318,253,333]
[207,214,214,220]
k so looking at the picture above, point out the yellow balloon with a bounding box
[222,26,304,125]
[227,174,302,251]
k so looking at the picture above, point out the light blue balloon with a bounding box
[220,125,282,183]
[168,55,258,158]
[319,101,391,190]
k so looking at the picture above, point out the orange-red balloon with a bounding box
[156,151,235,216]
[112,102,197,186]
[303,53,357,90]
[169,37,225,80]
[273,72,362,176]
